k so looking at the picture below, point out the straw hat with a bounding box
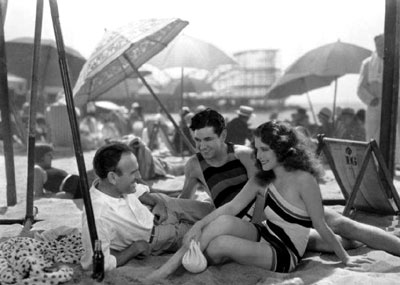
[195,105,207,113]
[318,107,332,120]
[237,105,254,118]
[131,102,141,109]
[341,107,355,116]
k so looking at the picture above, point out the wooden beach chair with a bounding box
[316,135,400,216]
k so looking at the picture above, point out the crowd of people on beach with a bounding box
[287,106,366,141]
[3,29,400,284]
[3,98,400,283]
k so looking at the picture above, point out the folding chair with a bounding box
[317,135,400,216]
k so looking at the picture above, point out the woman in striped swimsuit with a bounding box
[149,121,370,279]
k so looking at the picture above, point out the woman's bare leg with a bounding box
[307,207,400,256]
[205,235,274,269]
[146,215,261,281]
[307,229,362,252]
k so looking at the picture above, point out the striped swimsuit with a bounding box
[197,143,254,218]
[253,184,312,273]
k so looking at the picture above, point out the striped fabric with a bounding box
[257,184,312,272]
[197,143,254,218]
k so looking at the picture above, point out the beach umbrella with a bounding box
[73,18,196,154]
[73,67,160,106]
[94,100,124,112]
[7,73,27,95]
[266,41,372,123]
[73,18,188,104]
[148,34,237,110]
[6,37,85,90]
[162,75,215,96]
[149,34,237,72]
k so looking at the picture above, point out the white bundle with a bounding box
[182,240,207,273]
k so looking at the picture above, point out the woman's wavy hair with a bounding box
[252,120,324,185]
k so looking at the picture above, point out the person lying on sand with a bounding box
[80,142,214,271]
[178,109,400,258]
[34,143,83,199]
[147,121,373,280]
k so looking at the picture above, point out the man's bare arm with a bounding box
[234,145,258,178]
[139,192,168,224]
[179,157,203,199]
[111,240,150,266]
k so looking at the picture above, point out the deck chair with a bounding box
[316,135,400,216]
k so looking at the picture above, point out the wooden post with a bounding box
[25,0,44,225]
[380,0,400,176]
[0,0,17,206]
[48,0,99,250]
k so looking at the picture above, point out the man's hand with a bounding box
[113,240,151,266]
[139,192,168,224]
[132,240,151,259]
[152,201,168,225]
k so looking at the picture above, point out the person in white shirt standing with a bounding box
[81,142,214,271]
[357,33,400,169]
[357,34,384,144]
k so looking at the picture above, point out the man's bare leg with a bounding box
[307,207,400,256]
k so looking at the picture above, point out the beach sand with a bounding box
[1,148,400,285]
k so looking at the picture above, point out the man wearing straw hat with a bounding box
[316,107,334,137]
[225,105,254,145]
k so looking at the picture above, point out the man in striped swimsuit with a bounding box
[179,109,258,219]
[179,108,400,257]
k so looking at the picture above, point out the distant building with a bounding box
[212,49,281,108]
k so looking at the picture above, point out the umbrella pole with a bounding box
[24,0,44,230]
[49,0,99,250]
[306,92,318,124]
[332,78,338,128]
[123,54,196,154]
[0,0,17,207]
[180,66,184,156]
[0,0,7,24]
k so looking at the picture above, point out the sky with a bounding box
[3,0,386,110]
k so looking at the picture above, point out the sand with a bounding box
[1,147,400,285]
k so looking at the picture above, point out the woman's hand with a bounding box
[183,222,202,248]
[342,255,374,270]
